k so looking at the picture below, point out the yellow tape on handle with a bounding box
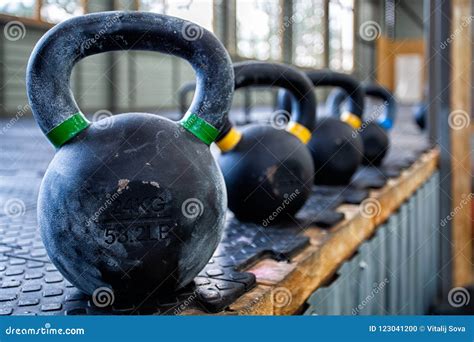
[286,121,312,144]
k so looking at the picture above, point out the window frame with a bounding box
[0,0,356,72]
[0,0,89,26]
[327,0,355,72]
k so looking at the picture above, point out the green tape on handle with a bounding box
[179,112,219,145]
[46,112,90,148]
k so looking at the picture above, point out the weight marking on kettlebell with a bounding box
[103,221,176,245]
[97,183,177,245]
[105,195,172,221]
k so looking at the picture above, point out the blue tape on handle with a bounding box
[378,118,393,131]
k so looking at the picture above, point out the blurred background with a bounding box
[0,0,472,317]
[0,0,427,118]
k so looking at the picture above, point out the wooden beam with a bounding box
[376,36,425,92]
[0,13,53,30]
[82,0,89,13]
[34,0,43,21]
[227,0,238,55]
[449,0,473,287]
[220,149,439,315]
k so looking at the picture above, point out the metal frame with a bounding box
[304,174,441,315]
[426,0,437,143]
[428,0,453,295]
[280,0,293,64]
[0,26,4,117]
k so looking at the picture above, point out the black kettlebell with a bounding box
[413,102,427,130]
[327,83,396,166]
[26,12,234,299]
[216,62,316,224]
[277,70,364,186]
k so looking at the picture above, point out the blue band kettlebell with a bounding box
[327,83,396,166]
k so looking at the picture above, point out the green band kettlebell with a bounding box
[26,12,234,299]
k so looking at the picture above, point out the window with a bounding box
[329,0,354,71]
[292,0,325,68]
[236,0,281,61]
[139,0,213,32]
[41,0,84,23]
[0,0,213,28]
[0,0,84,23]
[0,0,36,18]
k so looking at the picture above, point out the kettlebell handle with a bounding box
[305,69,364,124]
[364,83,397,130]
[326,83,396,131]
[233,62,315,130]
[214,62,317,150]
[27,11,234,147]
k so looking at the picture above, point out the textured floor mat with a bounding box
[0,208,313,314]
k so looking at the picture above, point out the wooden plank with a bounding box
[0,14,53,29]
[34,0,43,21]
[449,0,473,287]
[228,285,274,315]
[226,149,439,315]
[376,36,425,91]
